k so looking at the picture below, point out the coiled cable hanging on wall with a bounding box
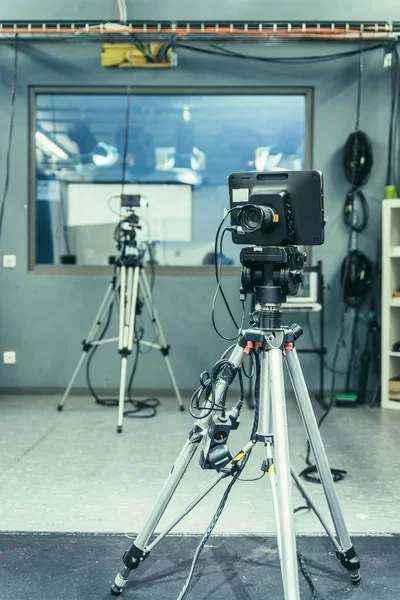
[342,130,373,233]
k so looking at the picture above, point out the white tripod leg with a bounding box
[117,266,140,433]
[268,348,300,600]
[58,278,118,410]
[256,352,284,564]
[139,269,184,410]
[285,347,361,583]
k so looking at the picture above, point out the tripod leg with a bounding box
[111,341,247,595]
[256,358,284,564]
[111,439,199,594]
[285,347,361,583]
[268,349,300,600]
[58,278,118,410]
[117,266,140,433]
[139,270,184,411]
[291,467,341,553]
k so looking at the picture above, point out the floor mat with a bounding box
[0,533,396,599]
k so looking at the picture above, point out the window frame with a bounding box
[28,85,314,275]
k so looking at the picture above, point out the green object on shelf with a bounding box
[335,393,358,407]
[385,185,398,199]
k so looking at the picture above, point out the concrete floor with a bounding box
[0,394,399,535]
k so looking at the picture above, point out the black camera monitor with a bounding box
[228,170,325,247]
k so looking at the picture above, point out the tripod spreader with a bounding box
[238,322,303,353]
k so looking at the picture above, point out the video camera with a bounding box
[228,170,325,247]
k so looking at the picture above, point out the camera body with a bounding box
[228,170,325,247]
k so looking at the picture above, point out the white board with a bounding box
[67,183,192,242]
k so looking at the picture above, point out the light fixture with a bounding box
[35,131,69,160]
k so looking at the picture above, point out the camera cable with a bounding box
[175,351,259,600]
[212,209,245,340]
[299,38,368,486]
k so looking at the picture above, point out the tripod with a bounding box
[110,246,361,599]
[57,234,184,432]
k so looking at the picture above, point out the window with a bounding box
[30,87,312,271]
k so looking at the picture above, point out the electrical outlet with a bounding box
[3,255,16,268]
[3,351,16,365]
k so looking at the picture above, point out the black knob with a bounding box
[290,323,303,340]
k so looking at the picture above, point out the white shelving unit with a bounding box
[382,199,400,409]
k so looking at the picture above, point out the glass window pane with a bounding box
[34,90,308,267]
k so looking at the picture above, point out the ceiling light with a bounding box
[35,131,69,160]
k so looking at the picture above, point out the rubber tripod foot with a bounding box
[179,405,185,412]
[110,585,122,596]
[117,426,123,434]
[57,405,63,411]
[351,573,362,586]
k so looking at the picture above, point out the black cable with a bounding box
[212,228,240,340]
[305,312,347,375]
[299,203,355,485]
[0,38,18,243]
[178,40,385,65]
[120,42,134,197]
[299,309,349,484]
[124,327,160,418]
[386,42,400,188]
[147,242,156,292]
[189,357,236,418]
[342,187,369,233]
[85,293,116,405]
[241,350,255,379]
[297,551,320,600]
[176,352,260,600]
[212,210,240,340]
[345,308,360,393]
[300,39,368,486]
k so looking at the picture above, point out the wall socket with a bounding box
[3,255,17,268]
[3,351,16,364]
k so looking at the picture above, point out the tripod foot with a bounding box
[336,546,361,585]
[179,405,185,412]
[111,569,130,596]
[57,405,63,412]
[110,584,123,596]
[117,426,123,434]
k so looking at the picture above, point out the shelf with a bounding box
[390,351,400,356]
[390,300,400,306]
[391,246,400,257]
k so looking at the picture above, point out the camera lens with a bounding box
[238,204,276,234]
[243,207,262,231]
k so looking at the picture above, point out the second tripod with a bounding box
[58,213,184,432]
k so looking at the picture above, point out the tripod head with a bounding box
[112,209,145,268]
[119,210,141,248]
[240,246,307,305]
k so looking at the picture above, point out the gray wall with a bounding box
[0,37,389,395]
[2,0,400,21]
